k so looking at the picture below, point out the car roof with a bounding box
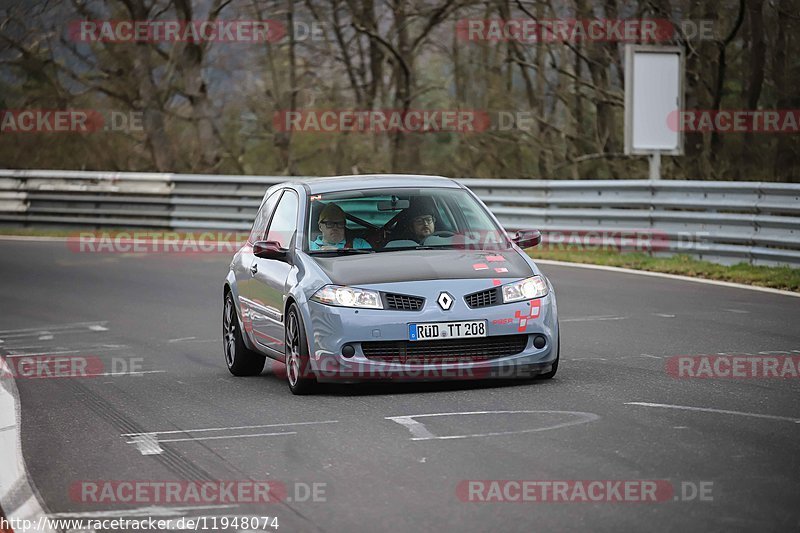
[289,174,461,194]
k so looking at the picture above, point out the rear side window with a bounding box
[266,190,299,248]
[249,191,281,243]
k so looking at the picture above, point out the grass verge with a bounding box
[0,227,82,237]
[529,248,800,292]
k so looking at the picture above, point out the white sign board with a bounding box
[625,46,684,155]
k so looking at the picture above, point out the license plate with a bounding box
[408,320,487,341]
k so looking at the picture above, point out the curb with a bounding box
[0,357,55,532]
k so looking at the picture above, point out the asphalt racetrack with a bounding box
[1,239,799,532]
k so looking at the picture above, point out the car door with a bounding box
[247,189,299,354]
[237,190,281,352]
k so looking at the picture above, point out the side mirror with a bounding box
[512,230,542,249]
[253,240,287,260]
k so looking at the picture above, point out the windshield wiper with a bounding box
[375,245,453,252]
[309,248,375,255]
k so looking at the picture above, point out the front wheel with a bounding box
[284,304,318,395]
[223,292,266,376]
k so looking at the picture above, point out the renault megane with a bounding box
[223,175,559,394]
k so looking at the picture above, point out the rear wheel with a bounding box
[223,292,266,376]
[285,304,318,395]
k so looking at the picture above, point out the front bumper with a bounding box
[304,279,558,383]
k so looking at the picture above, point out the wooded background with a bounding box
[1,0,798,181]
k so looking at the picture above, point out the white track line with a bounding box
[129,433,163,455]
[535,259,800,298]
[154,431,297,444]
[168,337,196,343]
[122,420,338,454]
[626,402,800,423]
[386,410,600,441]
[20,370,166,379]
[121,420,339,438]
[5,350,81,358]
[561,315,628,323]
[5,346,128,358]
[0,321,109,335]
[96,370,166,377]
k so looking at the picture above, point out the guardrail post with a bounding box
[648,179,656,258]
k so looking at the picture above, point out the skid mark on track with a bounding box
[51,380,325,531]
[65,379,216,481]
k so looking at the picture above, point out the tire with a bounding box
[537,332,560,380]
[223,292,266,376]
[284,303,318,395]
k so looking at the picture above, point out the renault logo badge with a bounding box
[437,292,454,311]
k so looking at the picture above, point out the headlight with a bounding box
[502,276,548,303]
[310,285,383,309]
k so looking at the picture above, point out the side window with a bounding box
[266,190,299,249]
[249,191,281,243]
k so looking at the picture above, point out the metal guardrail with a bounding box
[1,169,798,267]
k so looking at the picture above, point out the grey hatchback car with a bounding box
[223,175,559,394]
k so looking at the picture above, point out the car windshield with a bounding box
[305,187,510,253]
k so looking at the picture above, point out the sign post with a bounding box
[624,45,685,180]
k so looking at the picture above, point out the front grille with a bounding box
[384,293,425,311]
[361,334,528,364]
[464,287,500,308]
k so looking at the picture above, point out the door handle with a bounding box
[250,262,258,276]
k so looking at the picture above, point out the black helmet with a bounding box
[405,196,437,220]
